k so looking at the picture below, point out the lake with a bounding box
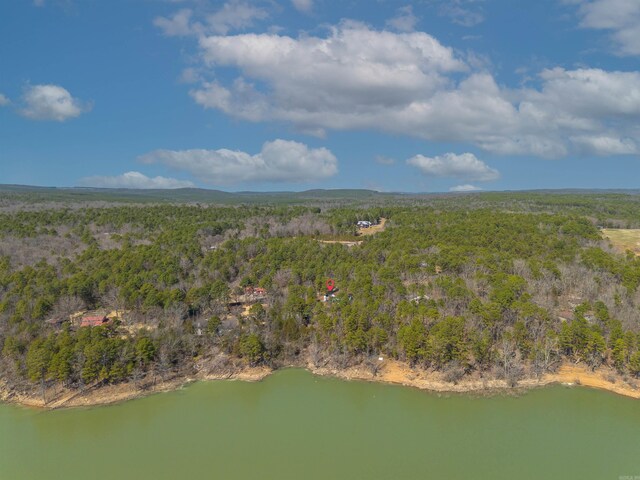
[1,369,639,479]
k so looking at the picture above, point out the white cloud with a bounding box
[207,1,268,35]
[568,0,640,55]
[138,139,338,185]
[407,153,499,181]
[79,171,195,189]
[154,1,268,37]
[450,184,482,192]
[163,20,640,158]
[570,135,638,155]
[192,21,465,135]
[291,0,313,14]
[20,84,89,121]
[154,9,195,37]
[0,94,9,106]
[386,6,418,33]
[510,68,640,156]
[533,67,640,117]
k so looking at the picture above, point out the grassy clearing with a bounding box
[602,228,640,255]
[357,217,387,236]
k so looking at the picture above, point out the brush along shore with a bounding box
[2,359,638,410]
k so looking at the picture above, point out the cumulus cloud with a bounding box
[568,0,640,55]
[386,6,418,32]
[407,153,499,181]
[20,84,89,121]
[154,1,268,37]
[0,94,9,106]
[291,0,313,14]
[161,19,640,158]
[207,1,268,35]
[532,67,640,118]
[449,184,482,192]
[570,135,638,155]
[191,22,465,133]
[510,68,640,156]
[154,9,195,36]
[138,139,338,185]
[79,171,195,189]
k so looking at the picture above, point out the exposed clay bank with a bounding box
[2,360,640,410]
[1,369,640,480]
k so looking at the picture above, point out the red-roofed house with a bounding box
[244,287,267,297]
[80,315,110,328]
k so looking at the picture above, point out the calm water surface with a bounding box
[1,369,639,480]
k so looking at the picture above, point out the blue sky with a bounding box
[1,0,639,192]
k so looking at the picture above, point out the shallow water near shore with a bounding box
[1,369,639,480]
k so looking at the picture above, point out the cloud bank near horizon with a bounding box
[138,139,338,185]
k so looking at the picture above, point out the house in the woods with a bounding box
[322,292,336,302]
[244,286,267,298]
[80,314,110,328]
[69,310,87,324]
[228,286,269,308]
[409,294,431,304]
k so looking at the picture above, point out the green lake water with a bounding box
[1,369,639,480]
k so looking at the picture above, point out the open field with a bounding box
[315,218,387,246]
[602,229,640,255]
[357,217,387,236]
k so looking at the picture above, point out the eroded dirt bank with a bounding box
[1,360,638,410]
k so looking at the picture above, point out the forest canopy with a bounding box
[1,190,640,398]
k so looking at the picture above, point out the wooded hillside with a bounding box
[1,191,640,398]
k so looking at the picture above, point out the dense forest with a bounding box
[1,188,640,401]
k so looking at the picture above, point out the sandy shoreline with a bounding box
[1,360,638,410]
[312,361,640,399]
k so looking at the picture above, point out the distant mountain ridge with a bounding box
[1,184,639,205]
[0,184,398,204]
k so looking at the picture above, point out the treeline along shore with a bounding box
[1,187,640,408]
